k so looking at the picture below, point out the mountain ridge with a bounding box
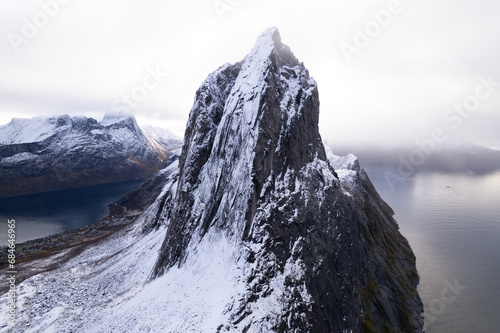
[0,28,423,332]
[0,114,182,198]
[149,27,424,331]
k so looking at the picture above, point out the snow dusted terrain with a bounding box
[0,28,423,332]
[141,125,183,153]
[0,117,58,145]
[1,151,380,333]
[0,114,178,198]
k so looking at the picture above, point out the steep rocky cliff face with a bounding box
[149,27,424,332]
[328,151,424,331]
[0,114,179,198]
[0,28,423,333]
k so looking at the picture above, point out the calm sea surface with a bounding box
[364,166,500,333]
[0,179,145,244]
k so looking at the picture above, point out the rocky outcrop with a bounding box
[149,27,424,332]
[0,114,177,198]
[0,27,424,333]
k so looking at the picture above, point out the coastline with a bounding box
[0,202,142,295]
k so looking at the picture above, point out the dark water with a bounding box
[0,179,145,244]
[364,166,500,333]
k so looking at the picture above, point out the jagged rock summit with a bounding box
[149,27,424,331]
[0,28,423,333]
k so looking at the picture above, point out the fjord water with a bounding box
[0,179,145,244]
[364,166,500,333]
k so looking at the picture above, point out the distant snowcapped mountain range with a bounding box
[0,114,182,198]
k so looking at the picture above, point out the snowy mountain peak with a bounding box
[248,27,298,66]
[259,26,280,42]
[55,114,71,127]
[238,27,300,91]
[249,27,283,59]
[100,113,143,133]
[0,29,422,333]
[100,113,134,127]
[147,28,423,331]
[154,28,327,276]
[141,125,183,153]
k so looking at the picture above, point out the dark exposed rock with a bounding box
[148,27,424,332]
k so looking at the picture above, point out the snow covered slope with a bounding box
[0,28,423,332]
[149,27,423,331]
[141,125,183,154]
[0,114,169,197]
[0,117,58,145]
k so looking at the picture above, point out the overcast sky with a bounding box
[1,0,500,148]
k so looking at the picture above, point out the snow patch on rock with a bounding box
[325,145,361,196]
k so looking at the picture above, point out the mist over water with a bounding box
[365,166,500,333]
